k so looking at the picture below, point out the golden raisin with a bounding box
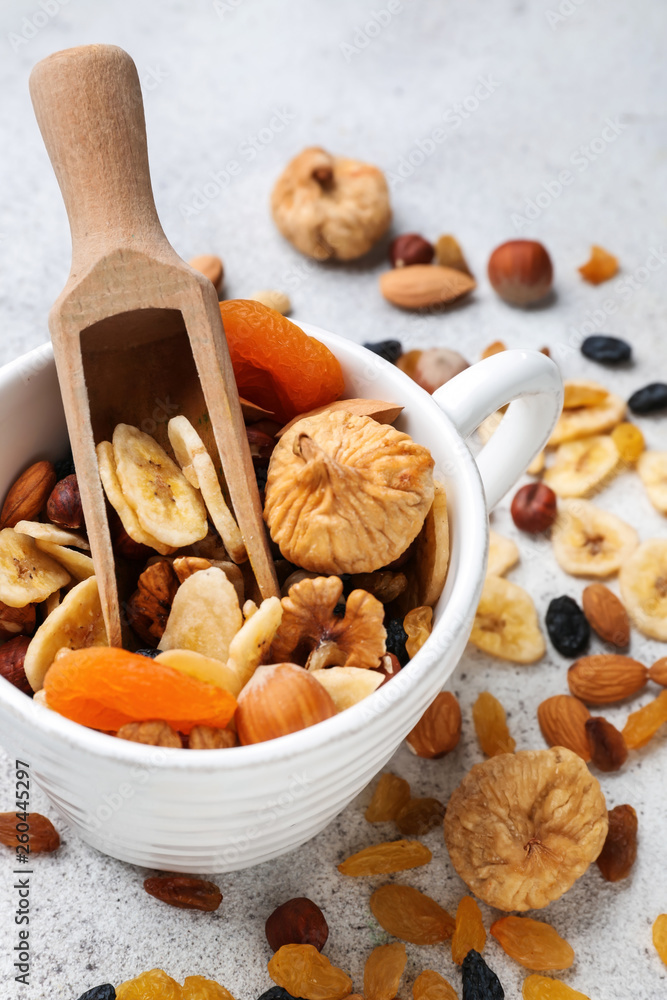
[143,875,223,911]
[363,942,406,1000]
[653,914,667,966]
[451,896,486,965]
[395,797,445,835]
[404,606,433,658]
[268,944,352,1000]
[611,422,645,463]
[472,691,516,756]
[0,812,60,853]
[364,773,411,823]
[578,245,618,285]
[412,970,459,1000]
[596,804,637,882]
[337,839,432,876]
[491,916,574,970]
[623,690,667,749]
[585,717,628,771]
[370,884,455,944]
[522,974,590,999]
[182,977,237,1000]
[116,969,182,1000]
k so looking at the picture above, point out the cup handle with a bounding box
[432,350,563,511]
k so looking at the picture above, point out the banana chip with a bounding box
[168,416,246,564]
[551,499,638,578]
[227,596,283,689]
[548,392,626,446]
[311,666,383,711]
[487,530,519,577]
[14,520,89,551]
[156,648,243,697]
[158,567,243,663]
[562,379,609,409]
[0,528,70,608]
[35,540,94,581]
[97,441,175,556]
[619,538,667,640]
[113,423,208,548]
[544,435,619,497]
[23,576,108,691]
[637,451,667,514]
[469,575,545,664]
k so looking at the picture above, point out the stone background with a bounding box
[0,0,666,997]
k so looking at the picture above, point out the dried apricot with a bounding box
[395,797,445,835]
[116,969,182,1000]
[595,804,637,882]
[490,916,574,970]
[268,943,352,1000]
[219,300,344,422]
[585,717,628,771]
[611,422,644,463]
[522,974,590,999]
[653,914,667,966]
[404,605,433,658]
[265,897,329,952]
[43,647,237,734]
[143,875,222,911]
[337,839,431,876]
[472,691,516,756]
[622,690,667,748]
[0,811,60,853]
[451,896,486,965]
[182,978,236,1000]
[364,773,411,823]
[370,884,455,944]
[412,970,459,1000]
[363,942,406,1000]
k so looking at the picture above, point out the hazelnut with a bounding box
[411,348,469,394]
[511,482,557,533]
[389,233,434,268]
[236,662,337,744]
[111,522,153,561]
[0,635,32,695]
[46,474,83,530]
[488,240,553,306]
[265,897,329,953]
[271,147,391,260]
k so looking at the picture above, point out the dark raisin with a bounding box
[596,803,638,881]
[54,451,76,479]
[363,339,403,363]
[385,617,409,666]
[461,949,504,1000]
[255,464,269,492]
[581,335,632,365]
[75,986,116,1000]
[585,717,628,772]
[545,596,590,657]
[257,989,307,1000]
[628,382,667,414]
[135,648,161,659]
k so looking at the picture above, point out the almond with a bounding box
[379,264,475,310]
[0,461,57,529]
[568,654,648,704]
[649,657,667,687]
[0,635,33,695]
[537,694,591,761]
[581,583,630,647]
[406,691,462,759]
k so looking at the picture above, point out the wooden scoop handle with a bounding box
[29,45,166,266]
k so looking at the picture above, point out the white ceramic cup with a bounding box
[0,329,562,872]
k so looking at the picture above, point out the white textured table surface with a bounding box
[1,1,666,998]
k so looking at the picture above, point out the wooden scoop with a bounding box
[29,44,279,646]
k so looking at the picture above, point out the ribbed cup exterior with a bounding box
[0,331,487,872]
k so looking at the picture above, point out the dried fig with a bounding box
[271,146,391,260]
[265,410,434,574]
[444,747,608,911]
